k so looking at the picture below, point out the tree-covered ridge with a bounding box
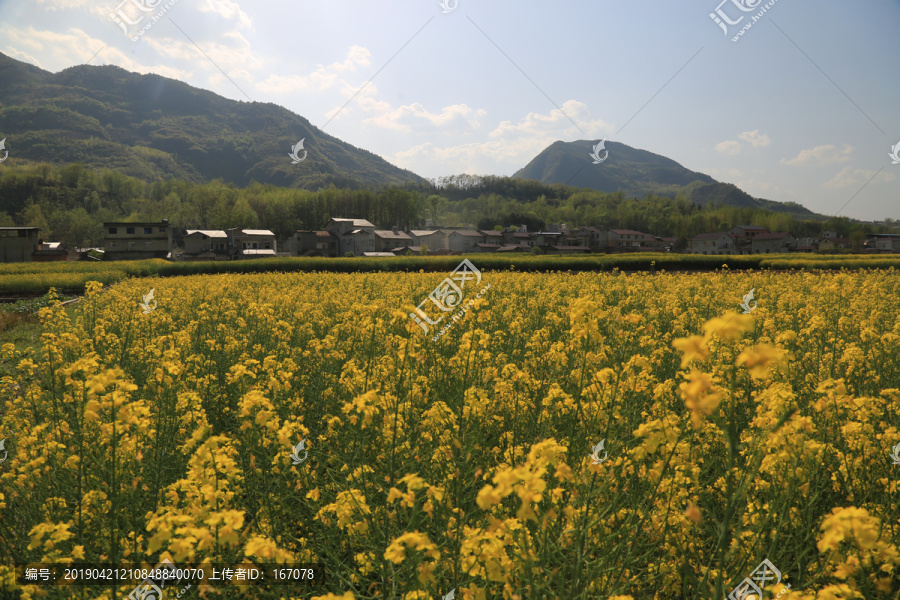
[0,163,884,250]
[513,140,822,221]
[0,52,423,189]
[514,139,716,198]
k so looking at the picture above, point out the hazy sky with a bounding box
[2,0,899,221]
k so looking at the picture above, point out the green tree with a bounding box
[21,203,52,240]
[849,230,867,253]
[230,197,259,229]
[425,195,447,227]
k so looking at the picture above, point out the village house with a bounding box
[183,230,229,261]
[480,230,504,246]
[533,231,564,248]
[726,225,768,254]
[818,236,851,252]
[866,233,900,252]
[691,232,735,255]
[103,221,173,261]
[410,230,447,251]
[374,228,413,252]
[608,230,647,250]
[445,230,484,253]
[502,231,535,246]
[728,225,768,238]
[641,234,673,251]
[325,218,376,256]
[285,230,339,257]
[31,241,68,262]
[227,228,277,259]
[0,227,42,262]
[794,237,819,253]
[658,236,676,251]
[576,227,606,250]
[750,232,796,254]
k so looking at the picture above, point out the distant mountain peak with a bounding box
[513,139,716,197]
[512,139,820,218]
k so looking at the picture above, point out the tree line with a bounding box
[0,162,886,249]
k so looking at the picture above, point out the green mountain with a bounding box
[0,52,423,189]
[513,139,715,197]
[513,139,822,219]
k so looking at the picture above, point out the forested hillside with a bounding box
[0,52,422,189]
[513,140,822,221]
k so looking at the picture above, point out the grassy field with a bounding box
[0,270,899,599]
[4,254,900,295]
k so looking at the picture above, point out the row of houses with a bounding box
[0,227,69,262]
[278,219,677,257]
[3,219,900,262]
[106,219,679,260]
[689,225,857,255]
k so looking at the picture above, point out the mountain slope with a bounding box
[513,139,824,218]
[0,52,423,188]
[513,139,717,200]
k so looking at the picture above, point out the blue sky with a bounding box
[2,0,899,221]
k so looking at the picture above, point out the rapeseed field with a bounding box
[1,268,899,599]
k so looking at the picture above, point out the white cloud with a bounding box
[782,144,853,166]
[739,129,770,147]
[824,166,880,189]
[30,0,92,10]
[702,167,745,180]
[716,130,770,156]
[715,140,742,156]
[363,103,486,134]
[488,100,608,141]
[0,25,99,61]
[257,46,372,95]
[143,31,263,86]
[389,101,612,176]
[198,0,252,29]
[2,47,44,69]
